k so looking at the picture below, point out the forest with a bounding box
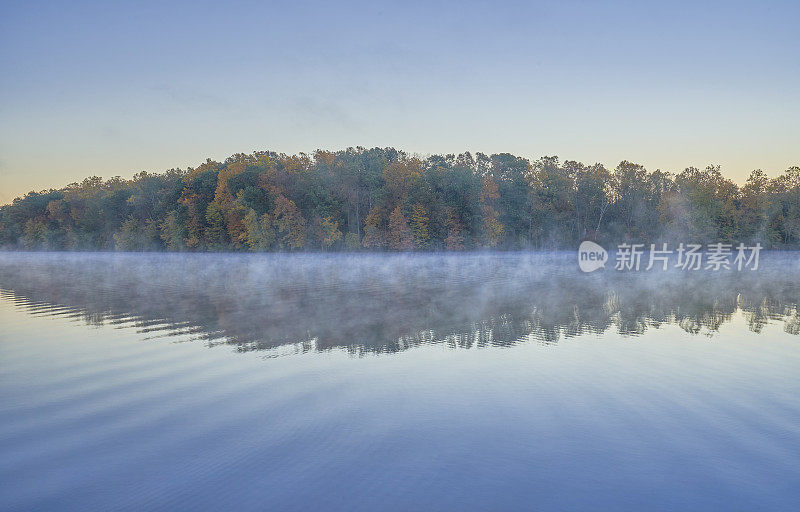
[1,147,799,251]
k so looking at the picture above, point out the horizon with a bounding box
[2,0,799,204]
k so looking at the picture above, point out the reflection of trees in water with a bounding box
[0,253,798,356]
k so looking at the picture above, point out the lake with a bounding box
[1,252,799,511]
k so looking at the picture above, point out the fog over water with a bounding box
[0,252,798,355]
[1,252,800,511]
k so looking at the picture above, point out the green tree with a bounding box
[243,209,275,250]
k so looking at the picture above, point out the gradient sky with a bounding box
[1,0,798,204]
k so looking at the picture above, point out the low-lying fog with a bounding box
[1,251,798,355]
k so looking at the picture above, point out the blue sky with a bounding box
[1,0,798,203]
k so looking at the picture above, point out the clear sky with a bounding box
[1,0,798,204]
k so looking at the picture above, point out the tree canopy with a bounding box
[1,147,798,251]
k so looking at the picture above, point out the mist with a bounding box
[1,251,797,357]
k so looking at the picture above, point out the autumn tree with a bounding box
[319,216,343,249]
[361,207,386,249]
[388,205,414,250]
[409,204,431,249]
[1,147,798,252]
[480,175,503,248]
[273,195,306,250]
[444,207,466,250]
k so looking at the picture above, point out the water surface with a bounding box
[1,252,799,510]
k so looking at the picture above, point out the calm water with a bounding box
[1,252,799,511]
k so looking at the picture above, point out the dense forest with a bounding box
[1,147,799,251]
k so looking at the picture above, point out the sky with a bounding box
[1,0,798,204]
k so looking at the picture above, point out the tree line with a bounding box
[1,147,798,251]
